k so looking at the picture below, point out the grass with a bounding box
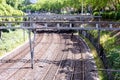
[79,34,107,80]
[0,29,28,57]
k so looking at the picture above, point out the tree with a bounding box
[107,0,120,11]
[6,0,24,9]
[0,0,6,4]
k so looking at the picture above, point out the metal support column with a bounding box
[28,15,36,69]
[28,30,34,69]
[97,29,100,54]
[98,15,101,54]
[71,31,73,40]
[32,29,36,54]
[28,29,36,69]
[21,23,26,41]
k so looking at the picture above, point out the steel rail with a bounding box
[0,34,44,80]
[71,36,85,80]
[52,34,70,80]
[40,34,67,80]
[38,34,55,80]
[40,35,62,80]
[70,41,75,80]
[5,34,45,80]
[79,37,86,80]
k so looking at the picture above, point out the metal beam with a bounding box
[1,26,120,31]
[0,15,101,18]
[0,21,120,24]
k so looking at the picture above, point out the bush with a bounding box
[93,12,99,16]
[105,12,109,19]
[101,12,114,20]
[116,11,120,20]
[101,11,120,20]
[0,30,28,55]
[89,30,120,80]
[109,11,116,19]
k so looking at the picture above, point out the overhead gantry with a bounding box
[0,14,120,69]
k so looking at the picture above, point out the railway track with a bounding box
[37,34,86,80]
[0,33,43,68]
[22,33,59,80]
[0,33,44,79]
[72,36,86,80]
[6,33,52,80]
[0,33,99,80]
[52,35,86,80]
[40,33,68,80]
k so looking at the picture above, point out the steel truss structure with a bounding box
[0,14,120,70]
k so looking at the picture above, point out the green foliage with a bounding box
[6,0,24,9]
[108,11,116,19]
[0,1,24,26]
[0,2,24,16]
[93,12,99,16]
[0,0,6,4]
[19,0,120,17]
[23,0,61,13]
[89,30,120,79]
[116,11,120,20]
[101,12,109,19]
[0,1,25,55]
[97,11,120,20]
[89,30,98,38]
[107,49,120,68]
[22,0,82,13]
[0,30,28,56]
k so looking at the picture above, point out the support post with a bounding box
[69,23,72,28]
[23,29,26,41]
[28,29,36,69]
[21,23,26,41]
[45,23,48,27]
[0,30,1,39]
[28,30,34,69]
[57,23,60,28]
[32,29,36,53]
[57,23,60,32]
[28,16,36,69]
[109,24,112,28]
[97,29,100,54]
[71,31,73,40]
[97,15,101,54]
[79,30,82,34]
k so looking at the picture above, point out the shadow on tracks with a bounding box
[0,33,90,72]
[36,30,75,34]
